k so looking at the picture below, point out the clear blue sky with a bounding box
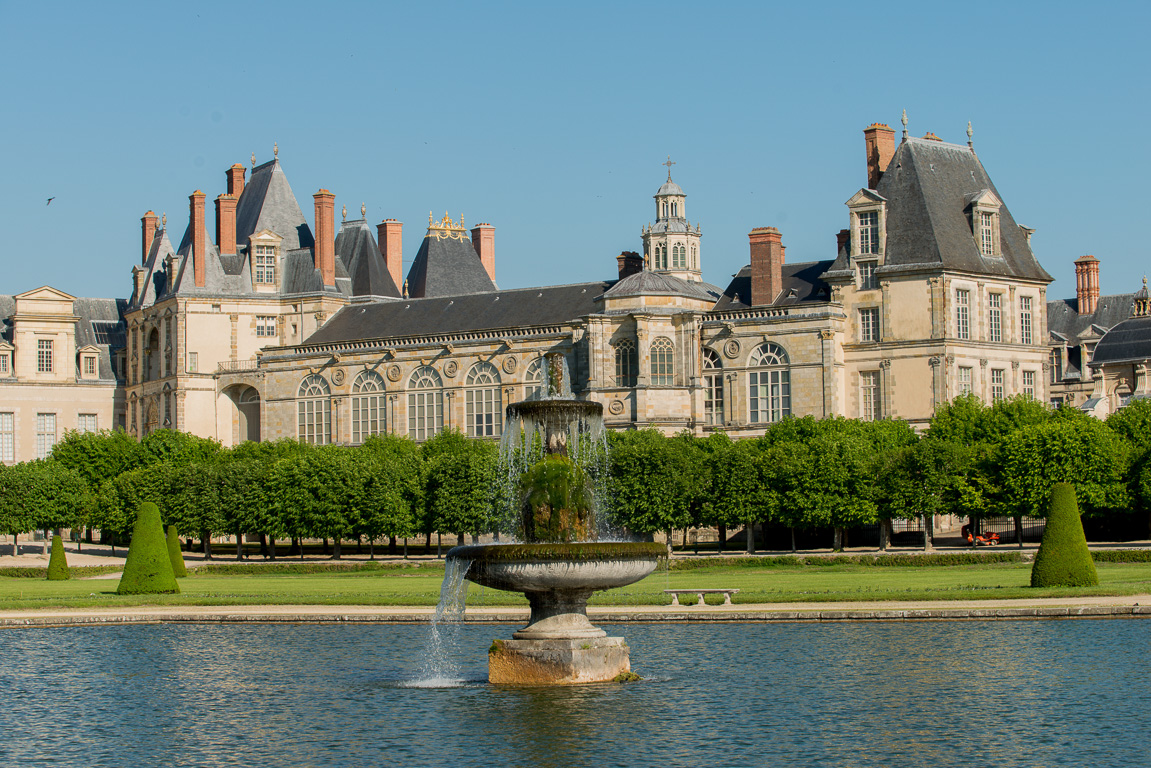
[2,1,1147,303]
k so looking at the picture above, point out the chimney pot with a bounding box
[470,223,496,283]
[749,227,784,307]
[616,251,644,280]
[863,123,896,189]
[215,194,238,256]
[189,191,206,287]
[226,163,246,198]
[313,190,336,287]
[377,219,404,293]
[1074,254,1100,315]
[141,210,158,265]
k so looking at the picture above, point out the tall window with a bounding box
[83,355,96,376]
[748,343,790,423]
[672,244,685,269]
[859,308,880,342]
[351,370,386,444]
[979,212,995,256]
[691,245,697,269]
[655,244,667,270]
[614,339,637,387]
[956,289,970,339]
[858,211,879,254]
[703,348,724,426]
[36,413,56,458]
[407,366,443,441]
[465,362,502,438]
[958,366,973,395]
[254,245,277,284]
[37,339,53,373]
[77,414,97,433]
[297,374,331,445]
[1020,296,1034,345]
[991,369,1005,401]
[1050,349,1063,383]
[0,413,13,462]
[861,371,881,421]
[524,357,545,400]
[256,316,277,337]
[988,293,1002,342]
[857,261,878,290]
[650,336,675,386]
[1022,370,1036,397]
[0,353,8,374]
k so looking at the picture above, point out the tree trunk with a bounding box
[470,534,479,545]
[322,538,329,555]
[11,532,17,556]
[718,524,726,553]
[357,537,363,555]
[403,538,408,559]
[666,530,674,559]
[202,530,213,560]
[332,538,341,560]
[424,531,432,550]
[258,533,268,559]
[43,530,49,556]
[790,526,797,554]
[268,536,277,561]
[388,536,397,556]
[833,526,844,551]
[1014,515,1024,548]
[236,532,244,560]
[437,534,442,559]
[369,540,375,560]
[879,519,889,551]
[745,522,755,554]
[922,513,934,551]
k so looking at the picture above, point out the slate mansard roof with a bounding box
[714,260,834,311]
[603,270,722,304]
[1092,316,1151,365]
[826,137,1051,282]
[405,232,497,298]
[0,294,126,380]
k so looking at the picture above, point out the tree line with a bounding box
[0,395,1147,556]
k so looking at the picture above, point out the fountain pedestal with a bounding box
[489,637,630,685]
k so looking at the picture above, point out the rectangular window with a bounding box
[956,290,970,339]
[352,394,385,444]
[858,211,879,254]
[861,371,881,421]
[37,339,53,373]
[958,366,973,395]
[1023,370,1036,397]
[189,352,198,373]
[0,413,12,462]
[857,261,878,291]
[256,316,277,338]
[36,413,56,458]
[988,293,1002,342]
[704,374,724,426]
[991,369,1005,401]
[980,212,995,256]
[1020,296,1034,345]
[0,354,8,374]
[84,356,96,376]
[859,308,880,342]
[749,370,790,424]
[1050,350,1062,383]
[77,414,97,433]
[254,245,277,284]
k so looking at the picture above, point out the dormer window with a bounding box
[966,189,1002,257]
[845,189,887,263]
[249,230,283,289]
[84,355,96,376]
[859,211,879,254]
[0,344,10,376]
[37,339,53,373]
[979,213,995,256]
[254,244,277,284]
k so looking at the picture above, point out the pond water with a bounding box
[0,619,1148,767]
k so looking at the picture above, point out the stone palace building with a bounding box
[1,118,1145,461]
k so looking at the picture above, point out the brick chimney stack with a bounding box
[1075,254,1100,315]
[471,223,496,282]
[864,123,896,189]
[226,163,246,198]
[215,194,237,256]
[313,190,336,287]
[836,228,851,256]
[616,251,644,280]
[141,210,158,264]
[749,227,783,307]
[190,190,206,287]
[377,219,403,291]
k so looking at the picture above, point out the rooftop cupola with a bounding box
[642,157,703,282]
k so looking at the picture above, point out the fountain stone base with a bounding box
[489,636,630,685]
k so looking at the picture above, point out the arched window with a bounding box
[702,348,723,426]
[614,339,637,387]
[297,374,332,445]
[351,370,386,444]
[748,343,790,423]
[671,201,678,217]
[465,361,502,437]
[407,366,443,441]
[691,245,697,269]
[524,356,545,400]
[672,244,685,269]
[662,202,669,218]
[650,336,675,385]
[655,244,667,270]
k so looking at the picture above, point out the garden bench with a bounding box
[664,588,740,606]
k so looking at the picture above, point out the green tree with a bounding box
[116,501,180,595]
[166,525,188,577]
[49,428,141,491]
[1031,482,1098,587]
[709,439,769,552]
[47,535,70,580]
[0,461,88,553]
[608,429,693,555]
[137,429,222,468]
[424,434,497,546]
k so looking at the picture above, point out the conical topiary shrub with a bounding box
[166,524,188,578]
[116,502,180,595]
[46,535,70,581]
[1031,482,1099,587]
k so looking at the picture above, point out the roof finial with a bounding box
[967,121,974,151]
[162,212,167,228]
[273,141,278,159]
[251,152,256,168]
[361,202,366,218]
[663,155,676,182]
[341,204,347,222]
[901,109,908,141]
[402,279,409,299]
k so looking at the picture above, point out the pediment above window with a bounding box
[845,189,886,207]
[964,189,1002,210]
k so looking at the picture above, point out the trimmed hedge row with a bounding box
[1090,549,1151,563]
[190,561,438,576]
[0,565,123,579]
[669,552,1027,570]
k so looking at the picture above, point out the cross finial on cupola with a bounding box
[663,155,676,182]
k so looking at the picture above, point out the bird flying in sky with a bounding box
[46,197,54,205]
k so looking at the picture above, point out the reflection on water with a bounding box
[0,620,1148,767]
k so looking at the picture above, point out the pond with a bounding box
[0,619,1147,767]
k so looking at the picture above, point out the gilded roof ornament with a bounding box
[273,141,278,159]
[361,203,366,218]
[161,212,167,229]
[251,152,256,168]
[342,204,347,222]
[427,211,468,241]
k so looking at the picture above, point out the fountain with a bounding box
[447,352,665,684]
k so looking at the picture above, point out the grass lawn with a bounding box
[0,560,1149,610]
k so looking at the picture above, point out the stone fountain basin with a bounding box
[447,542,665,594]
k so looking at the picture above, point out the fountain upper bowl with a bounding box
[448,542,665,594]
